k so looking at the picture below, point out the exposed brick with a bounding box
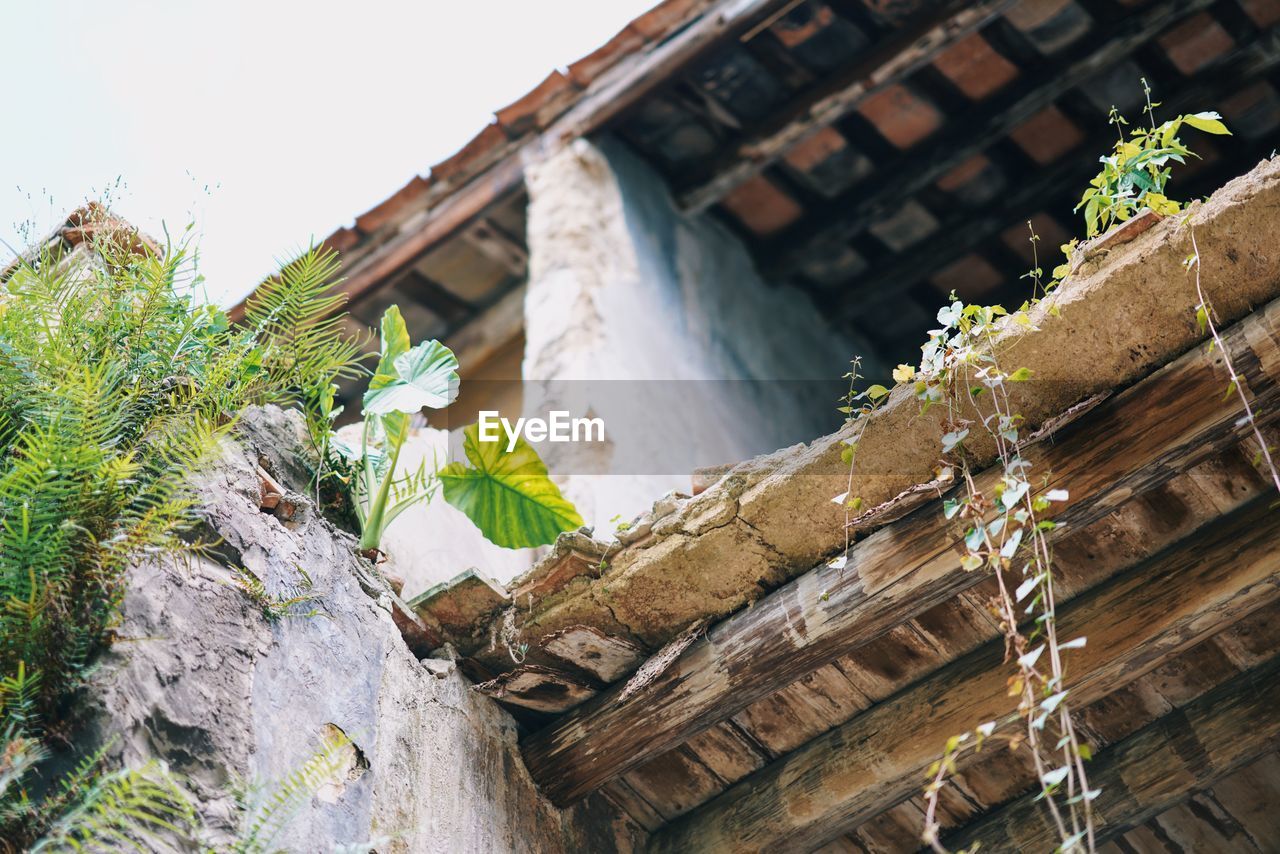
[1240,0,1280,28]
[929,253,1003,299]
[1005,0,1092,54]
[1009,105,1085,165]
[936,154,1006,208]
[784,126,850,172]
[1219,81,1280,140]
[1000,212,1072,267]
[719,175,804,236]
[771,2,838,49]
[868,200,939,252]
[1157,12,1234,76]
[857,84,942,150]
[932,33,1019,102]
[936,153,993,192]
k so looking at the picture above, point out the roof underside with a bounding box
[396,157,1280,851]
[294,0,1280,381]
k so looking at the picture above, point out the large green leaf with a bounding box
[367,305,411,397]
[363,318,460,414]
[440,423,583,549]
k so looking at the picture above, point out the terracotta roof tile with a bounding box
[568,25,648,87]
[782,126,849,172]
[630,0,707,38]
[354,175,431,235]
[1241,0,1280,28]
[935,153,993,192]
[857,84,943,150]
[429,121,511,185]
[1009,105,1084,165]
[495,70,580,136]
[1158,12,1234,77]
[928,252,1002,299]
[719,175,804,236]
[932,33,1019,102]
[321,226,362,255]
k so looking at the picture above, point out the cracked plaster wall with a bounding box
[521,135,881,530]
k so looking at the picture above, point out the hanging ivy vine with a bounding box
[835,84,1280,854]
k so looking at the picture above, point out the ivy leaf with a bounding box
[1017,645,1045,669]
[1008,367,1033,382]
[865,384,890,402]
[439,424,584,549]
[1015,574,1041,602]
[1183,111,1231,136]
[942,428,969,454]
[1042,766,1071,787]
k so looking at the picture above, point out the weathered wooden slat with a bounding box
[675,0,1013,212]
[947,653,1280,851]
[761,0,1218,278]
[650,496,1280,852]
[520,295,1280,806]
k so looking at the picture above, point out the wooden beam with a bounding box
[462,218,528,275]
[390,269,474,325]
[760,0,1218,278]
[947,653,1280,851]
[336,156,525,309]
[650,496,1280,852]
[442,283,526,372]
[519,295,1280,807]
[674,0,1013,213]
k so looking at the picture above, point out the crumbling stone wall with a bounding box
[76,406,644,853]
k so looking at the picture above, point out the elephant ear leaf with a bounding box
[364,332,460,415]
[366,305,412,400]
[440,424,583,549]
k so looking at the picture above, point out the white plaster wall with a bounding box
[522,135,881,528]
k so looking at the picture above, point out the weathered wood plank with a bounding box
[520,296,1280,806]
[649,497,1280,852]
[675,0,1012,212]
[947,653,1280,851]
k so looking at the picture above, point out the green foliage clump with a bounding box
[0,213,360,848]
[337,305,582,554]
[1077,80,1231,238]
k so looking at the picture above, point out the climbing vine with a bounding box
[829,86,1279,852]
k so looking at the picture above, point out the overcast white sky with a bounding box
[1,1,654,306]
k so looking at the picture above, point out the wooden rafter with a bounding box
[649,495,1280,852]
[519,295,1280,807]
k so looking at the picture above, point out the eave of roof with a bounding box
[229,0,786,320]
